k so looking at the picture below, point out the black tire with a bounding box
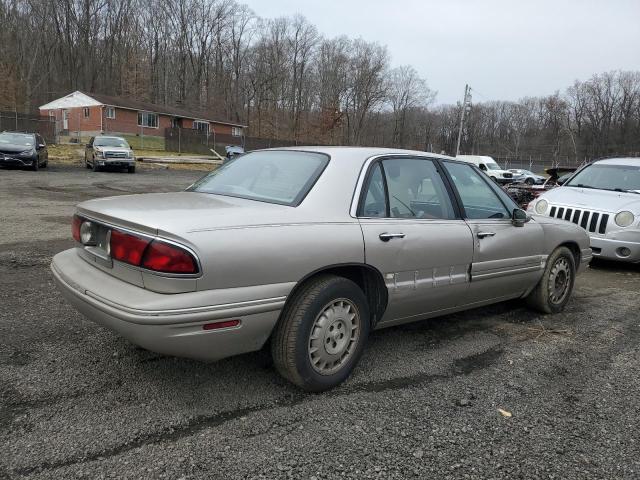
[271,275,370,392]
[30,158,39,171]
[127,166,136,174]
[526,246,576,314]
[525,177,535,185]
[92,158,100,172]
[42,160,48,168]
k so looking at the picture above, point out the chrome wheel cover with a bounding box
[548,257,571,304]
[308,299,360,375]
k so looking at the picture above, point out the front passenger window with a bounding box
[443,162,511,219]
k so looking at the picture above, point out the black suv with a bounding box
[0,131,48,171]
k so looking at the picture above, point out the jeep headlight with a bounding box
[614,211,634,227]
[95,150,105,159]
[535,199,548,215]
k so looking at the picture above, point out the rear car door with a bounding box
[357,156,474,326]
[442,161,545,303]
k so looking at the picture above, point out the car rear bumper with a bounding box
[51,249,283,361]
[590,235,640,263]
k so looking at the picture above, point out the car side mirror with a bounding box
[37,143,46,149]
[512,208,530,227]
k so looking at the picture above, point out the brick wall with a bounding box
[40,105,243,140]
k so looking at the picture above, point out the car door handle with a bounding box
[379,232,405,242]
[476,231,496,238]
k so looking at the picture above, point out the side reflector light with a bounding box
[202,320,240,331]
[109,230,151,266]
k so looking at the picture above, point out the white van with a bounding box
[455,155,518,184]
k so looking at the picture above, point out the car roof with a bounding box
[260,146,456,164]
[593,157,640,167]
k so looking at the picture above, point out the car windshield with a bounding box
[565,164,640,192]
[188,150,329,206]
[485,162,501,171]
[0,132,34,146]
[94,137,129,148]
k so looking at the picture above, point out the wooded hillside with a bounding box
[1,0,638,160]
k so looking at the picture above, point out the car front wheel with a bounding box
[526,246,576,314]
[271,275,370,392]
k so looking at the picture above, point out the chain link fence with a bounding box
[0,111,56,144]
[164,128,299,155]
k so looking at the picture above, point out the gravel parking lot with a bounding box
[1,164,639,479]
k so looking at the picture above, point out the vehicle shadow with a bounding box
[589,258,640,273]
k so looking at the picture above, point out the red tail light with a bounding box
[109,230,151,266]
[141,240,198,274]
[109,229,198,274]
[72,215,82,242]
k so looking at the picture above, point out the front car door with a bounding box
[441,161,545,304]
[357,156,474,327]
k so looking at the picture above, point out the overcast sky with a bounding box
[241,0,640,105]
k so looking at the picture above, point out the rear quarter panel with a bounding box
[187,222,365,291]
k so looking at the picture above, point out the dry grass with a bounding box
[47,144,213,171]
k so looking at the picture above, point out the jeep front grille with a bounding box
[548,206,609,234]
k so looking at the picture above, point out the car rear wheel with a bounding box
[525,177,534,185]
[271,274,370,392]
[526,246,576,314]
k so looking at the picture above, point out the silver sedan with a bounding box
[52,147,592,391]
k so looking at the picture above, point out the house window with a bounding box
[105,107,115,119]
[83,107,90,118]
[193,121,209,133]
[232,127,243,137]
[138,111,158,128]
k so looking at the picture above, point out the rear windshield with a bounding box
[188,150,329,206]
[94,137,129,148]
[0,132,34,146]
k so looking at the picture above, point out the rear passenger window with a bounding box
[359,158,456,220]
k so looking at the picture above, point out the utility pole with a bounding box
[455,84,472,156]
